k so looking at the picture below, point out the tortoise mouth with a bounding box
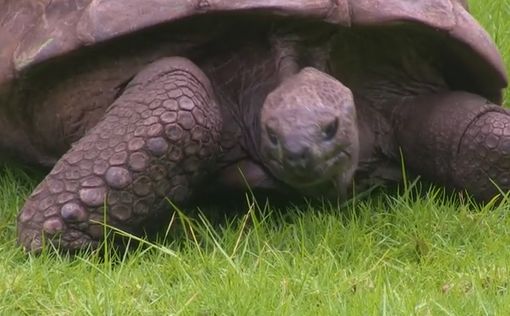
[267,150,351,188]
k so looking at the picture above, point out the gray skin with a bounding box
[0,0,508,252]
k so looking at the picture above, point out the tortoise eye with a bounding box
[323,118,339,141]
[266,126,279,146]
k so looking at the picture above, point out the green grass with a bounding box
[1,1,510,314]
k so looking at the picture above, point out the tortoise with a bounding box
[0,0,508,252]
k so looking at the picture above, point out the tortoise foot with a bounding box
[454,108,510,200]
[17,57,222,253]
[394,91,510,201]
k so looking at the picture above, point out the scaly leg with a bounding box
[17,57,223,252]
[393,91,510,200]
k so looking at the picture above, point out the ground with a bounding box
[1,0,510,314]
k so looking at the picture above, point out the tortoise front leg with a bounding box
[393,91,510,200]
[17,57,223,252]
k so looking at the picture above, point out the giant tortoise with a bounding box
[0,0,507,252]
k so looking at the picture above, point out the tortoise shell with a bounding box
[0,0,506,102]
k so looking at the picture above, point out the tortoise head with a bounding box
[260,67,359,190]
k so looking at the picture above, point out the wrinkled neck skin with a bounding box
[204,43,281,189]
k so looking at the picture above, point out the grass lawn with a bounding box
[1,1,510,314]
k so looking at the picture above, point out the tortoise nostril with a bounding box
[287,148,308,161]
[323,118,339,141]
[284,140,311,167]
